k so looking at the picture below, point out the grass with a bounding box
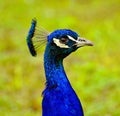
[0,0,120,115]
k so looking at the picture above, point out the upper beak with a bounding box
[75,37,94,47]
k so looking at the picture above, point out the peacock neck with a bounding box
[43,46,84,116]
[44,49,71,89]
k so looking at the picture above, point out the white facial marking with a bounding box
[67,35,86,47]
[67,35,77,42]
[53,38,70,48]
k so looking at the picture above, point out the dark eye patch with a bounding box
[67,39,76,47]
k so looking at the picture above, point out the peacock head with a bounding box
[27,19,93,59]
[45,29,93,59]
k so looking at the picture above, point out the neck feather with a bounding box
[43,46,84,116]
[44,51,71,89]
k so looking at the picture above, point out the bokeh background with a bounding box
[0,0,120,115]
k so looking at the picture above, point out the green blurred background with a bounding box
[0,0,120,115]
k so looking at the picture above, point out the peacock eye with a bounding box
[60,37,69,44]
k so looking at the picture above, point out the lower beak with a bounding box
[75,37,94,47]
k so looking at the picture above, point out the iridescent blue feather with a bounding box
[27,19,49,56]
[27,19,37,56]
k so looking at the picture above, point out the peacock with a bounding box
[26,19,93,116]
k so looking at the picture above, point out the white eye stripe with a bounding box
[67,35,77,42]
[53,38,70,48]
[67,35,86,43]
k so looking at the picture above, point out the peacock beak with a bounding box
[75,37,94,47]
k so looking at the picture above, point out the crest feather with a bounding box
[26,19,49,56]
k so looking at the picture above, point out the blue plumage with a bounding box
[26,19,37,56]
[27,19,93,116]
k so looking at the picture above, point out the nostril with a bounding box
[78,39,86,42]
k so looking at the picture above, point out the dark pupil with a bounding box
[60,36,68,44]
